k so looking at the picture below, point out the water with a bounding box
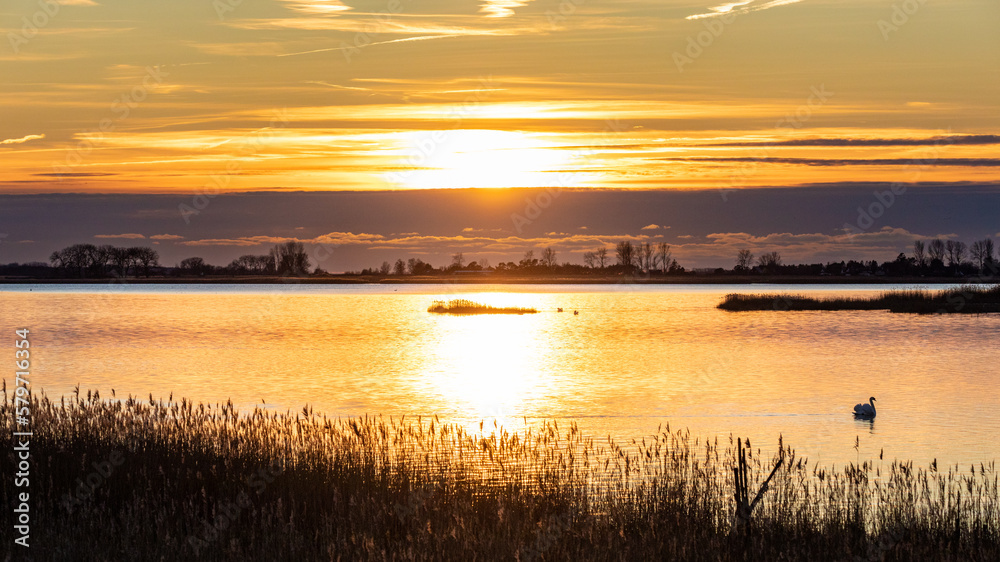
[3,283,998,469]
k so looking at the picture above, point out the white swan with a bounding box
[853,396,876,419]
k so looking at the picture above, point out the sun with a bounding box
[385,129,583,189]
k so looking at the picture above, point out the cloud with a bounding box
[94,233,145,239]
[481,1,534,18]
[150,234,184,240]
[687,0,804,20]
[641,224,660,230]
[710,135,1000,147]
[669,157,1000,167]
[1,134,45,145]
[277,0,350,15]
[57,0,99,6]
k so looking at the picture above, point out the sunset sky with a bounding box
[1,0,998,269]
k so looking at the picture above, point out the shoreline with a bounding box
[0,275,992,285]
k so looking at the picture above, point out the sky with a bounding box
[1,0,998,269]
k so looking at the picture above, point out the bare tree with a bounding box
[736,248,754,271]
[956,241,968,267]
[615,240,635,270]
[656,243,672,272]
[595,247,608,269]
[927,239,945,264]
[451,252,465,269]
[583,251,596,268]
[757,251,782,271]
[133,247,159,277]
[638,242,653,272]
[271,241,311,275]
[181,257,210,276]
[986,238,996,269]
[912,240,926,268]
[541,247,557,268]
[520,250,536,268]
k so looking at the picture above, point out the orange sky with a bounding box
[1,0,999,194]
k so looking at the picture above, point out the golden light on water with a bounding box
[425,293,549,430]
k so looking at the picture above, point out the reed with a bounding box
[718,284,1000,314]
[428,299,539,315]
[1,389,997,560]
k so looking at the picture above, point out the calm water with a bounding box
[3,283,998,469]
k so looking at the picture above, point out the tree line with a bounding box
[25,236,998,279]
[729,236,997,277]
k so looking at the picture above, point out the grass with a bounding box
[2,389,998,560]
[428,299,538,315]
[718,284,1000,314]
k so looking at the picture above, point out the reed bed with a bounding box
[2,389,998,560]
[428,299,539,315]
[718,284,1000,314]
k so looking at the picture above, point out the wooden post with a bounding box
[732,439,784,535]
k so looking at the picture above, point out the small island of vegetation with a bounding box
[428,299,538,315]
[719,284,1000,314]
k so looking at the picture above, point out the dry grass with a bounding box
[2,389,998,560]
[428,299,538,315]
[718,284,1000,314]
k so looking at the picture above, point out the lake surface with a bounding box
[3,283,998,469]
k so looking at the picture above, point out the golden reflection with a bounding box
[427,293,548,429]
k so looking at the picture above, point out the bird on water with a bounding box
[853,396,876,419]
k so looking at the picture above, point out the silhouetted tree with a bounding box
[656,243,672,272]
[595,247,608,269]
[133,247,159,277]
[583,251,596,268]
[912,240,926,268]
[757,251,782,273]
[393,259,406,275]
[379,261,391,275]
[735,249,754,271]
[451,252,465,269]
[541,247,557,268]
[271,241,310,275]
[615,241,635,270]
[928,238,945,265]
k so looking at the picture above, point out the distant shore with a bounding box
[0,274,992,285]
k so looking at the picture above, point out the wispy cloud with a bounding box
[711,135,1000,147]
[480,0,534,18]
[277,0,351,15]
[94,233,145,239]
[1,134,45,145]
[687,0,804,20]
[669,157,1000,167]
[150,234,184,240]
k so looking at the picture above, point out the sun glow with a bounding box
[385,129,585,189]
